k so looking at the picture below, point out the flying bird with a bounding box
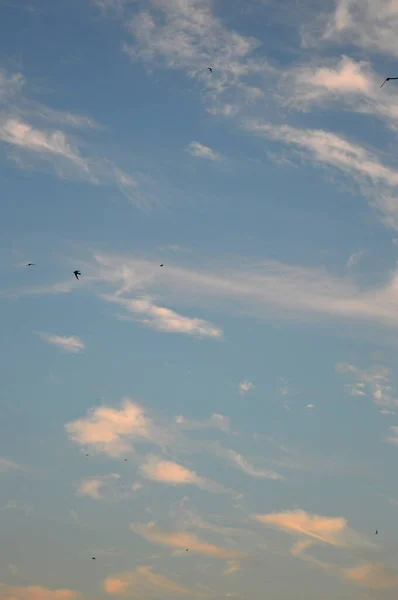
[375,530,378,535]
[207,67,213,73]
[26,263,35,266]
[160,264,163,267]
[92,557,96,560]
[381,77,398,87]
[73,270,81,280]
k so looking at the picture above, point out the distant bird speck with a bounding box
[73,270,81,280]
[124,458,127,461]
[375,530,378,535]
[160,264,163,267]
[92,557,96,560]
[26,263,35,266]
[207,67,213,73]
[381,77,398,87]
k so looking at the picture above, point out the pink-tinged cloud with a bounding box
[0,584,81,600]
[65,399,167,457]
[344,562,398,589]
[103,565,210,597]
[252,509,348,547]
[139,456,204,486]
[131,523,243,559]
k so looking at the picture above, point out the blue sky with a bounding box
[2,0,398,598]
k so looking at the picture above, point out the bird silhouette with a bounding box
[381,77,398,87]
[207,67,213,73]
[73,270,81,280]
[26,263,35,266]
[92,557,96,560]
[160,264,164,267]
[375,530,378,535]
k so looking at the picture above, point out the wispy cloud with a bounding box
[387,426,398,446]
[37,332,85,354]
[0,584,82,600]
[244,119,398,229]
[252,509,371,549]
[0,117,91,174]
[103,565,211,597]
[282,56,398,130]
[0,458,24,473]
[76,474,121,500]
[336,362,398,408]
[106,294,222,339]
[186,141,221,161]
[239,381,255,395]
[175,413,231,433]
[131,522,243,559]
[17,250,398,339]
[346,249,366,269]
[0,69,25,102]
[321,0,398,57]
[119,0,272,113]
[344,561,398,589]
[226,450,285,480]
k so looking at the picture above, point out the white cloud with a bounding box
[0,117,91,173]
[65,398,169,457]
[139,456,205,486]
[239,380,255,395]
[186,141,221,161]
[175,413,231,433]
[305,404,315,409]
[0,458,23,473]
[346,250,366,269]
[322,0,398,57]
[122,0,272,112]
[388,426,398,445]
[282,56,398,130]
[0,70,25,102]
[105,294,222,339]
[76,474,121,500]
[336,362,398,409]
[227,450,285,480]
[47,250,398,340]
[244,119,398,229]
[37,332,85,354]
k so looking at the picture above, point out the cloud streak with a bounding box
[186,141,221,161]
[37,332,85,354]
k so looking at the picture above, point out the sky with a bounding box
[2,0,398,598]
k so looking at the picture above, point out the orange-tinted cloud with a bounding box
[65,399,168,457]
[103,565,210,597]
[0,584,81,600]
[252,509,348,546]
[131,523,243,559]
[344,562,398,589]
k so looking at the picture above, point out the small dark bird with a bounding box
[124,458,127,461]
[160,264,164,267]
[85,454,89,457]
[381,77,398,88]
[73,270,81,280]
[375,530,378,535]
[207,67,213,73]
[186,549,188,551]
[92,557,96,560]
[26,263,35,266]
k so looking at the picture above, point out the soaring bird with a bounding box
[160,264,164,267]
[375,530,378,535]
[73,270,81,280]
[26,263,35,266]
[381,77,398,87]
[207,67,213,73]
